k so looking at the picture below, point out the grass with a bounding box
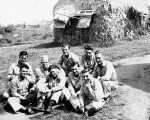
[1,34,150,119]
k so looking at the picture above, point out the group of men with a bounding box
[3,44,118,116]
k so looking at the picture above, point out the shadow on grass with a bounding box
[0,94,9,115]
[32,42,62,49]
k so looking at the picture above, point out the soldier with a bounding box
[79,70,105,116]
[93,51,118,98]
[67,63,83,111]
[35,55,50,83]
[7,64,36,114]
[43,64,67,114]
[8,51,35,81]
[81,45,96,74]
[58,44,80,76]
[33,55,51,110]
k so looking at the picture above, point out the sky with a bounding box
[0,0,59,26]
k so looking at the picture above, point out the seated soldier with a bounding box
[8,51,35,81]
[43,64,67,114]
[58,44,80,76]
[35,55,50,83]
[81,45,96,74]
[93,51,118,98]
[7,64,36,114]
[67,63,83,111]
[79,70,105,116]
[34,55,50,110]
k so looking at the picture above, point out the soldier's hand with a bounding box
[85,83,91,89]
[80,106,85,113]
[47,89,53,93]
[10,75,16,80]
[20,96,26,100]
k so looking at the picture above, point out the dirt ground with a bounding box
[1,35,150,120]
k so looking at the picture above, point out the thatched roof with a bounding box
[53,0,97,23]
[110,0,150,14]
[53,0,150,21]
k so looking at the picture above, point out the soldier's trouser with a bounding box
[7,92,37,112]
[101,81,118,97]
[44,90,63,110]
[62,88,81,109]
[61,67,71,77]
[85,100,105,110]
[69,96,81,109]
[7,97,23,112]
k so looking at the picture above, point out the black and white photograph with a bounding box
[0,0,150,120]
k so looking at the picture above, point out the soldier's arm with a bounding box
[78,89,85,112]
[72,53,80,65]
[67,76,76,95]
[101,62,114,81]
[58,55,63,66]
[28,64,36,80]
[11,79,25,99]
[92,65,98,78]
[51,75,66,92]
[94,79,105,100]
[8,64,15,81]
[34,68,42,81]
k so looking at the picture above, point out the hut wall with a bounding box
[53,28,64,43]
[54,27,90,45]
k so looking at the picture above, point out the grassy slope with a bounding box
[0,35,150,119]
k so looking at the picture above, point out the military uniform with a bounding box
[66,71,83,109]
[58,52,80,75]
[7,76,36,112]
[35,65,49,83]
[93,60,118,97]
[81,54,96,74]
[79,77,105,110]
[8,62,35,81]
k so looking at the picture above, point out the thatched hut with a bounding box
[53,0,150,46]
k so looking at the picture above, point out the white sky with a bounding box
[0,0,59,26]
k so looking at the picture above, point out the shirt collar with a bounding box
[97,60,107,67]
[102,60,107,66]
[63,52,72,59]
[85,53,95,60]
[40,65,49,72]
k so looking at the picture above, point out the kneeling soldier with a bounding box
[93,51,118,98]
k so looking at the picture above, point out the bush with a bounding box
[5,25,15,33]
[0,27,5,34]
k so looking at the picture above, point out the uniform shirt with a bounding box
[46,69,66,92]
[58,52,80,70]
[11,76,35,97]
[81,54,96,73]
[93,60,117,81]
[34,65,49,82]
[8,62,35,80]
[79,77,104,104]
[68,71,82,95]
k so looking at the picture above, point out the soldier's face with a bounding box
[85,50,93,59]
[50,68,59,78]
[95,53,103,65]
[82,72,91,83]
[41,61,49,69]
[19,55,28,63]
[62,46,69,56]
[72,65,79,76]
[20,67,29,77]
